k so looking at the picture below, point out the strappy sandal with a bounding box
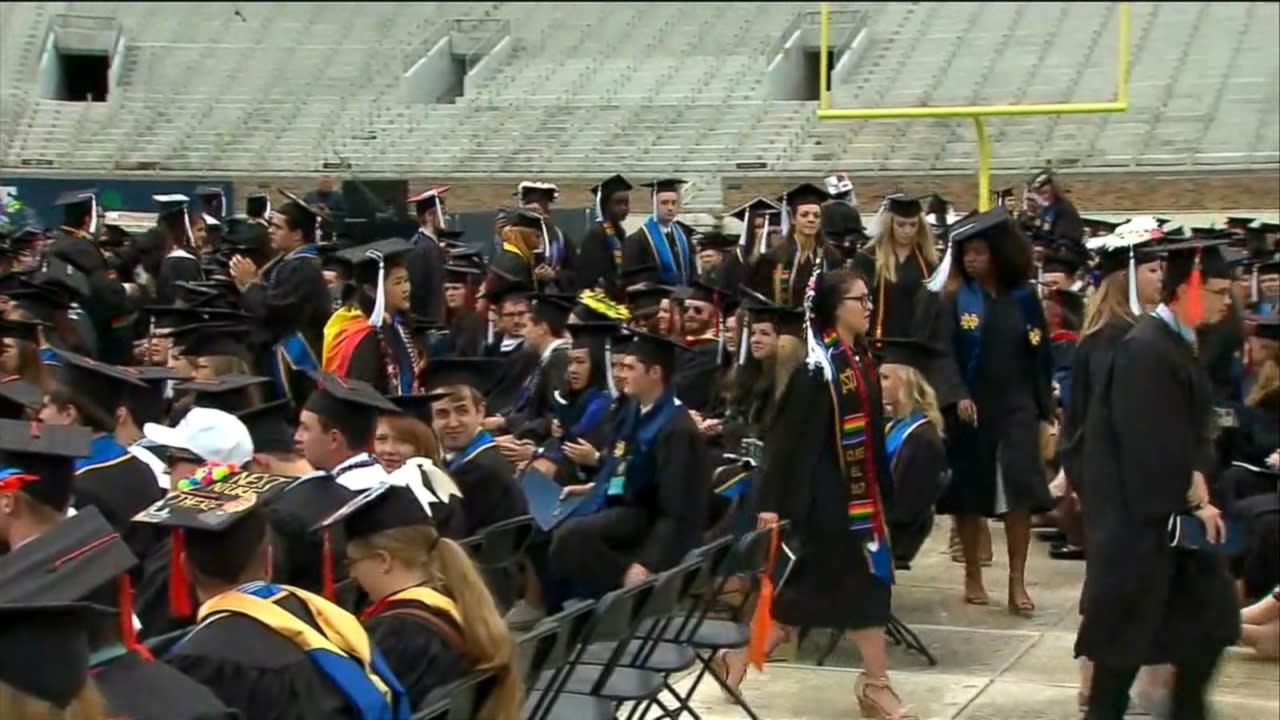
[1008,579,1035,617]
[855,673,919,719]
[710,650,748,699]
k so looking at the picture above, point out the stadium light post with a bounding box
[817,2,1131,210]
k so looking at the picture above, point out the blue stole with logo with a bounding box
[643,216,690,285]
[75,435,131,473]
[573,390,679,517]
[953,281,1043,388]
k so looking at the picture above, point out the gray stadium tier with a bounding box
[1,2,1277,176]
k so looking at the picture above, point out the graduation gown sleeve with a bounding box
[453,446,526,536]
[578,224,620,296]
[240,254,330,349]
[343,331,388,393]
[622,228,656,275]
[889,423,946,525]
[925,292,970,408]
[635,410,710,573]
[365,611,467,708]
[96,651,235,720]
[156,254,205,305]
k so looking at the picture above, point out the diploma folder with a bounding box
[520,467,586,531]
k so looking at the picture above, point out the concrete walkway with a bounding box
[673,522,1280,719]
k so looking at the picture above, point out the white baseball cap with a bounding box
[143,407,254,466]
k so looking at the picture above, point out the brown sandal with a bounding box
[855,673,919,719]
[1008,579,1035,617]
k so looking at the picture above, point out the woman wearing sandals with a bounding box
[932,207,1054,614]
[716,268,916,719]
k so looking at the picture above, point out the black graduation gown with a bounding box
[266,476,356,593]
[888,421,946,564]
[545,225,578,293]
[708,253,746,298]
[487,246,535,292]
[485,345,539,417]
[46,226,132,363]
[1197,305,1246,404]
[156,250,205,306]
[851,248,933,339]
[166,602,358,719]
[935,286,1055,517]
[1057,318,1131,491]
[503,344,569,442]
[94,649,234,720]
[745,240,844,308]
[442,310,488,358]
[74,450,165,562]
[1075,315,1240,667]
[549,404,710,592]
[623,224,692,285]
[450,444,525,536]
[756,358,894,630]
[240,246,330,403]
[407,229,447,326]
[673,338,721,413]
[364,598,467,709]
[577,220,628,298]
[344,322,418,396]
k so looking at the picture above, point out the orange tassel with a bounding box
[117,575,153,660]
[322,529,335,601]
[748,523,781,671]
[1185,248,1204,327]
[169,529,193,619]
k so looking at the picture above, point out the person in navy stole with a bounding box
[230,190,329,407]
[933,207,1054,612]
[622,179,694,287]
[548,330,709,600]
[41,348,164,561]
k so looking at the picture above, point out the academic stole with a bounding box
[873,247,929,336]
[643,216,690,284]
[447,430,496,473]
[822,329,893,584]
[603,221,622,270]
[954,281,1044,387]
[378,319,420,395]
[772,242,825,306]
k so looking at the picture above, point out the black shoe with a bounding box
[1035,529,1067,544]
[1049,543,1085,560]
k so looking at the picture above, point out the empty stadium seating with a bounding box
[1,2,1276,185]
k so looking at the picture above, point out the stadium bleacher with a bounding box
[1,2,1277,184]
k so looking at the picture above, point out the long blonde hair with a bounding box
[0,680,107,720]
[1081,271,1135,338]
[882,364,944,435]
[499,226,541,261]
[1246,344,1280,407]
[875,214,937,284]
[773,335,805,402]
[351,526,521,720]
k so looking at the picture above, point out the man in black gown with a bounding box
[1076,237,1241,719]
[406,186,450,325]
[577,173,633,299]
[491,293,572,442]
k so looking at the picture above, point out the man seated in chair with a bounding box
[547,331,710,602]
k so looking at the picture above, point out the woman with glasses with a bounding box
[720,268,916,719]
[934,207,1054,615]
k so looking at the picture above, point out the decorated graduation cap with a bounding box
[925,206,1022,292]
[823,172,855,199]
[235,399,296,455]
[0,376,42,419]
[174,374,272,414]
[153,193,194,245]
[516,180,560,207]
[334,237,415,329]
[134,469,295,617]
[408,186,450,225]
[870,337,939,372]
[53,348,149,421]
[1160,236,1234,325]
[1086,216,1167,311]
[0,419,93,511]
[0,602,109,708]
[572,288,631,324]
[53,188,99,234]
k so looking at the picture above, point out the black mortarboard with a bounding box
[167,321,248,358]
[153,193,190,217]
[446,245,485,268]
[123,365,186,426]
[387,393,443,422]
[507,208,545,232]
[640,178,687,195]
[0,376,42,419]
[235,399,296,455]
[53,349,148,419]
[516,181,560,206]
[315,483,431,542]
[0,317,46,343]
[615,329,687,372]
[0,507,136,606]
[1160,237,1234,287]
[195,185,225,212]
[53,189,98,231]
[134,470,294,533]
[695,231,738,252]
[149,303,246,333]
[1257,257,1280,276]
[1082,217,1122,237]
[408,186,449,223]
[569,321,622,352]
[334,237,415,286]
[530,291,575,329]
[444,262,483,284]
[884,192,924,218]
[1251,315,1280,341]
[745,301,806,338]
[625,283,673,316]
[591,174,634,200]
[246,192,271,218]
[1041,249,1085,275]
[421,357,503,393]
[7,281,74,323]
[620,263,661,288]
[1225,216,1256,231]
[1029,168,1055,189]
[870,337,939,372]
[991,187,1016,208]
[729,197,782,221]
[780,182,830,209]
[304,372,399,421]
[279,189,327,223]
[174,374,271,414]
[0,420,92,510]
[949,206,1021,247]
[0,602,108,708]
[680,279,726,307]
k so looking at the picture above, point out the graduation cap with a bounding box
[234,399,296,455]
[334,238,415,327]
[1029,168,1055,189]
[516,181,560,207]
[153,194,194,245]
[0,420,93,511]
[53,189,98,234]
[1082,217,1121,237]
[387,393,443,422]
[0,376,42,419]
[640,178,686,195]
[884,192,925,218]
[529,291,576,330]
[314,482,434,544]
[122,365,187,426]
[568,320,622,352]
[408,186,450,225]
[590,174,633,220]
[680,279,726,307]
[507,208,546,232]
[926,207,1023,292]
[277,189,327,240]
[52,348,149,420]
[174,374,271,414]
[167,321,248,358]
[444,261,483,285]
[780,182,830,210]
[727,197,782,253]
[0,602,109,708]
[1251,314,1280,341]
[245,192,271,218]
[0,317,47,343]
[619,263,662,288]
[870,337,939,372]
[304,371,399,423]
[1041,248,1085,275]
[421,357,504,394]
[624,282,673,317]
[728,197,781,222]
[1159,237,1234,323]
[6,281,74,323]
[614,329,687,375]
[1089,217,1166,313]
[1047,287,1087,326]
[694,230,738,252]
[1224,216,1256,231]
[744,301,805,338]
[571,288,631,324]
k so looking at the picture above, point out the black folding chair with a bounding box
[414,669,496,720]
[529,577,661,717]
[474,515,537,611]
[523,600,613,720]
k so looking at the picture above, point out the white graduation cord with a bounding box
[88,195,98,235]
[366,248,386,328]
[757,215,771,257]
[1250,265,1260,304]
[604,336,617,398]
[736,315,750,366]
[1126,246,1141,315]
